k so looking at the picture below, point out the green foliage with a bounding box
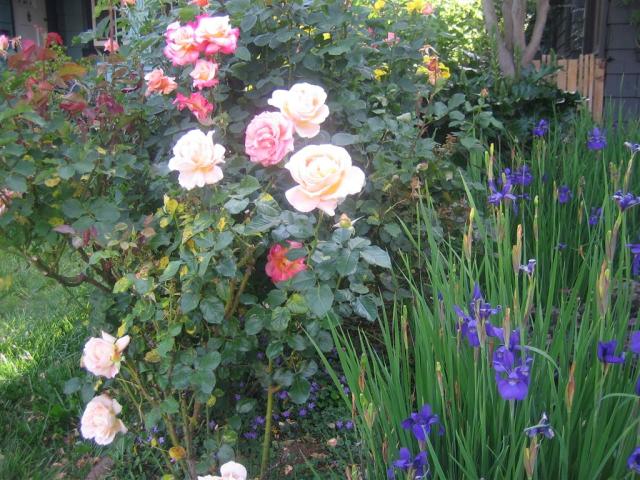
[324,115,640,478]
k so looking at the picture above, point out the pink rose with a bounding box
[190,0,209,6]
[164,21,200,66]
[80,394,127,445]
[265,241,307,283]
[103,38,119,53]
[284,144,365,216]
[244,112,294,167]
[194,16,240,55]
[268,83,330,138]
[81,331,130,378]
[0,35,9,54]
[0,189,18,216]
[144,68,178,96]
[168,129,225,190]
[422,3,434,15]
[190,59,219,90]
[173,92,214,125]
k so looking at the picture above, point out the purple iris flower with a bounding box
[488,179,517,206]
[588,207,602,226]
[636,376,640,396]
[401,403,444,442]
[243,431,258,439]
[627,244,640,276]
[524,412,554,439]
[597,340,625,364]
[630,331,640,354]
[453,284,501,347]
[453,305,480,347]
[613,191,640,211]
[624,142,640,154]
[470,283,501,319]
[504,165,533,187]
[495,365,530,400]
[335,420,344,430]
[587,127,607,150]
[556,242,567,250]
[557,185,572,204]
[533,119,549,137]
[391,448,429,478]
[519,259,536,276]
[628,446,640,473]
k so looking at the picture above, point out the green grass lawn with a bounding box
[0,253,95,479]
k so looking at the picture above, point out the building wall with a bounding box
[604,1,640,119]
[54,0,92,58]
[0,0,14,36]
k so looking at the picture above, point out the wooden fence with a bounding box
[533,54,606,121]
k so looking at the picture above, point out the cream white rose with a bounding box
[267,83,330,138]
[80,331,130,378]
[197,460,247,480]
[80,394,127,445]
[168,129,225,190]
[284,144,365,216]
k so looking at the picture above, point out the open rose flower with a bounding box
[144,68,178,96]
[265,241,307,283]
[80,394,127,445]
[284,144,365,215]
[198,460,247,480]
[267,83,330,138]
[190,59,219,90]
[81,331,130,378]
[245,112,295,166]
[164,21,200,66]
[168,129,225,189]
[0,189,18,216]
[190,0,209,6]
[194,15,240,55]
[173,92,214,125]
[103,38,119,53]
[0,35,9,56]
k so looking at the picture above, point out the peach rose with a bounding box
[164,21,200,66]
[194,16,240,55]
[265,241,307,283]
[268,83,330,138]
[173,92,214,125]
[103,38,119,53]
[0,35,9,54]
[245,112,294,167]
[168,129,225,190]
[284,144,365,216]
[81,394,127,445]
[144,68,178,96]
[81,331,130,378]
[190,59,219,90]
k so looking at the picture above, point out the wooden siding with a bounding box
[604,1,640,119]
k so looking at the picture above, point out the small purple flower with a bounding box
[345,420,354,430]
[277,390,289,400]
[243,431,258,439]
[630,331,640,354]
[391,448,429,478]
[158,436,165,444]
[519,259,536,276]
[627,244,640,276]
[504,165,534,187]
[587,127,607,151]
[496,366,530,400]
[335,420,344,430]
[557,185,572,204]
[401,403,444,442]
[307,402,316,410]
[628,446,640,472]
[556,242,568,250]
[588,207,602,226]
[282,410,291,419]
[533,119,549,137]
[298,408,308,417]
[597,340,625,364]
[624,142,640,154]
[524,412,555,439]
[207,420,217,430]
[234,394,242,401]
[613,191,640,211]
[254,416,266,426]
[488,179,517,206]
[343,386,351,395]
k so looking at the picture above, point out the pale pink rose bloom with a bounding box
[80,394,127,445]
[103,38,119,53]
[194,15,240,55]
[173,92,215,125]
[0,35,9,57]
[284,144,365,216]
[384,32,399,45]
[268,83,330,138]
[164,21,200,66]
[81,331,130,378]
[168,129,225,190]
[245,112,294,167]
[144,68,178,96]
[190,59,219,90]
[121,0,136,5]
[422,3,434,15]
[219,461,248,480]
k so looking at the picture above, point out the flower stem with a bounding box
[260,363,275,480]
